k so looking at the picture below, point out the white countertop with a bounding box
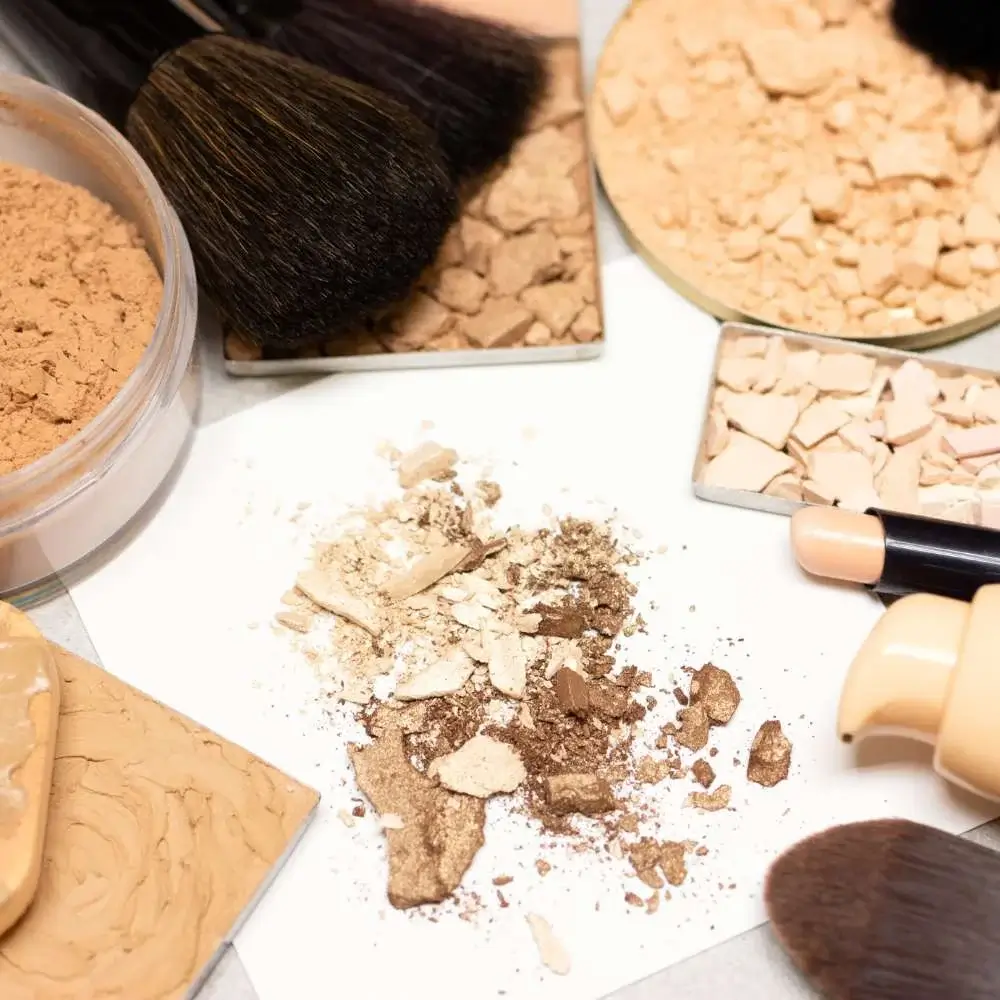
[6,3,1000,998]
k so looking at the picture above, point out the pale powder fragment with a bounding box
[721,392,798,450]
[868,132,950,182]
[490,231,562,296]
[432,735,526,798]
[487,631,528,699]
[857,244,897,298]
[433,268,488,314]
[601,75,641,125]
[791,399,851,449]
[805,174,851,222]
[809,353,877,394]
[685,785,732,811]
[381,543,471,601]
[963,203,1000,245]
[883,398,936,446]
[699,433,796,492]
[526,914,571,976]
[397,441,459,489]
[808,450,874,501]
[295,570,382,635]
[740,29,833,97]
[717,356,764,391]
[943,425,1000,460]
[395,650,476,701]
[520,283,586,336]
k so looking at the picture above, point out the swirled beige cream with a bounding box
[0,633,60,938]
[0,601,319,999]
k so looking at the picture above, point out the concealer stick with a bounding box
[790,505,1000,601]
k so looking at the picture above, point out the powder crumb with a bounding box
[553,666,590,716]
[0,162,162,476]
[691,759,716,788]
[397,441,459,489]
[689,664,741,724]
[659,842,690,887]
[685,785,732,812]
[624,892,645,908]
[493,875,513,886]
[337,808,356,828]
[747,720,792,787]
[545,774,616,816]
[536,860,552,876]
[645,892,660,915]
[526,913,571,976]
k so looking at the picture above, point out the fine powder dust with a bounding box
[0,162,163,477]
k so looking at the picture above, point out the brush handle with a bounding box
[0,0,206,126]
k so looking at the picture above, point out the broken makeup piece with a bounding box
[224,42,603,372]
[695,324,1000,529]
[791,505,1000,602]
[592,0,1000,345]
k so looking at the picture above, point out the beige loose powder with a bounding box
[592,0,1000,340]
[0,162,162,477]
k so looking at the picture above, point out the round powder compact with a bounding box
[591,0,1000,347]
[0,75,198,604]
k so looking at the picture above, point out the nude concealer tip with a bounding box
[790,507,886,586]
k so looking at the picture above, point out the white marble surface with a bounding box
[5,4,1000,999]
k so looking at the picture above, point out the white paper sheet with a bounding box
[68,257,995,1000]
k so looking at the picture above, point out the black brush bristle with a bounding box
[211,0,547,182]
[128,34,458,347]
[766,819,1000,1000]
[891,0,1000,78]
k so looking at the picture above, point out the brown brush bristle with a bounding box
[127,34,458,348]
[209,0,547,182]
[766,819,1000,999]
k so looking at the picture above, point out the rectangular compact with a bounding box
[693,321,1000,529]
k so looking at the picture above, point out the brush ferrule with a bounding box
[0,0,207,126]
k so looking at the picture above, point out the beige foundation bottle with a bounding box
[839,583,1000,801]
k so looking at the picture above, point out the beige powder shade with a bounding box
[591,0,1000,349]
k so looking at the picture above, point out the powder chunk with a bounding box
[349,729,486,909]
[395,650,476,701]
[432,735,526,798]
[433,268,488,314]
[463,298,535,347]
[526,914,571,976]
[689,664,740,724]
[520,283,586,337]
[295,570,382,635]
[545,774,616,816]
[721,393,798,450]
[659,841,690,886]
[791,399,851,449]
[741,29,833,97]
[553,667,589,717]
[534,605,586,639]
[0,163,162,476]
[809,353,877,394]
[868,132,950,182]
[381,543,471,601]
[700,433,796,492]
[691,759,716,788]
[487,631,528,699]
[397,441,458,489]
[685,785,732,811]
[747,720,792,787]
[490,231,562,296]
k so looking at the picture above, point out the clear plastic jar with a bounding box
[0,75,199,607]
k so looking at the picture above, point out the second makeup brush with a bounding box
[766,819,1000,1000]
[189,0,548,182]
[0,0,458,349]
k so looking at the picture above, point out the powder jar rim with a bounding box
[0,74,200,605]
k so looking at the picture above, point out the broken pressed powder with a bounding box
[699,329,1000,527]
[276,445,766,917]
[592,0,1000,339]
[225,43,602,362]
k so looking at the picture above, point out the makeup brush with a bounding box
[890,0,1000,79]
[0,0,458,349]
[191,0,548,182]
[766,819,1000,1000]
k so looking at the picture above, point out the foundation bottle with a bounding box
[838,583,1000,801]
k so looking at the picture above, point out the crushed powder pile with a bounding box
[0,162,162,476]
[276,443,793,933]
[593,0,1000,339]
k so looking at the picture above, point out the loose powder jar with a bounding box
[0,75,198,604]
[591,0,1000,347]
